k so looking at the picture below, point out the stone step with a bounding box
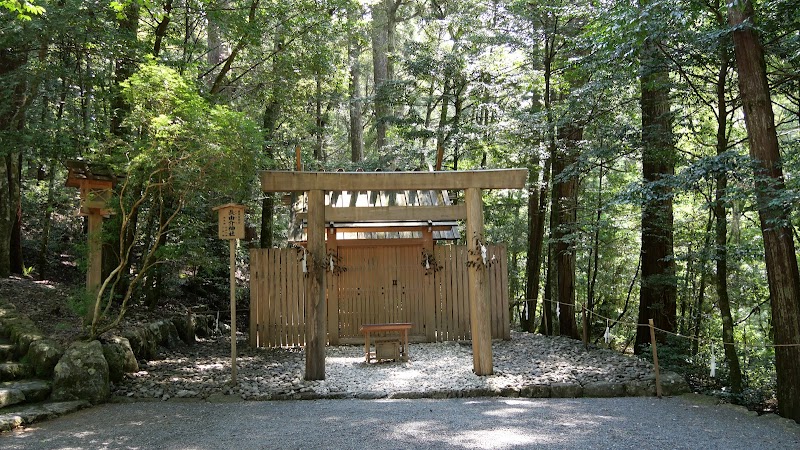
[0,343,13,361]
[0,363,32,382]
[0,400,89,432]
[0,387,24,409]
[0,379,52,408]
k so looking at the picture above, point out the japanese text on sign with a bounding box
[216,205,245,240]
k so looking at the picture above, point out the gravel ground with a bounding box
[3,395,799,449]
[111,331,674,400]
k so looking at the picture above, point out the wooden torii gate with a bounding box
[260,169,527,380]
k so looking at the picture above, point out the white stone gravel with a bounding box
[112,331,671,401]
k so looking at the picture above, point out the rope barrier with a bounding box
[521,296,800,349]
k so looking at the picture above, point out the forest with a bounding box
[1,0,799,422]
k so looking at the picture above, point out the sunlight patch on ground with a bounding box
[483,407,528,417]
[326,356,362,365]
[193,363,224,371]
[453,428,553,449]
[395,423,556,449]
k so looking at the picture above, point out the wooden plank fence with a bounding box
[250,244,509,348]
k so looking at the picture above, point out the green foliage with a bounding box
[81,62,261,337]
[1,0,45,20]
[67,289,92,318]
[3,0,796,411]
[118,61,259,202]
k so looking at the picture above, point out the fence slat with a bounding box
[250,244,509,347]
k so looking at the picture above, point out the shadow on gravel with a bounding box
[3,396,799,450]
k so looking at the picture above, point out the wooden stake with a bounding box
[295,145,302,171]
[648,318,662,398]
[582,304,588,351]
[230,238,237,385]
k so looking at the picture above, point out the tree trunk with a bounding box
[435,76,451,169]
[713,50,743,394]
[348,5,364,162]
[0,160,10,278]
[538,32,557,336]
[110,1,139,136]
[208,0,259,97]
[260,27,288,249]
[728,0,800,422]
[679,245,693,335]
[38,161,57,276]
[8,153,22,275]
[539,245,554,336]
[0,45,28,277]
[152,0,173,57]
[104,1,140,282]
[261,100,280,249]
[314,71,324,160]
[553,124,581,339]
[371,0,389,151]
[587,161,604,316]
[635,34,677,353]
[523,157,550,332]
[691,211,714,357]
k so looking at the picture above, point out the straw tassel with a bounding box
[710,346,717,378]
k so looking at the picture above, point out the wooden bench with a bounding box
[359,323,412,363]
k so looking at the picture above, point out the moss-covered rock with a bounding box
[148,319,180,349]
[172,314,196,345]
[122,327,158,360]
[26,339,63,378]
[51,340,109,404]
[101,336,138,382]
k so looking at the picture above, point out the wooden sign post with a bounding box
[213,203,246,385]
[65,160,121,323]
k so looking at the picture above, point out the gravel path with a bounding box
[3,395,799,449]
[110,331,680,400]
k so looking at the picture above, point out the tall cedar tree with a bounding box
[727,0,800,422]
[635,31,677,352]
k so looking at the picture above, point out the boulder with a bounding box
[51,340,109,404]
[101,336,139,382]
[148,320,180,349]
[122,327,157,360]
[26,339,63,377]
[195,315,212,338]
[660,371,690,396]
[172,313,196,345]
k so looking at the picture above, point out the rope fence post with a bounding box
[648,318,662,398]
[582,304,588,351]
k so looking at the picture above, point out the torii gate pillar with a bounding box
[466,187,493,375]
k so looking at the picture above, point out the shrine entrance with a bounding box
[254,169,527,380]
